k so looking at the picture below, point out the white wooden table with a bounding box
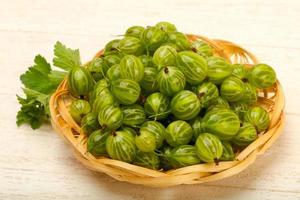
[0,0,299,199]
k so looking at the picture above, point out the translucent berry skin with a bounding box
[248,64,277,89]
[156,66,186,97]
[166,145,200,169]
[106,131,137,163]
[244,106,270,132]
[165,120,193,147]
[171,90,201,120]
[125,26,145,38]
[176,51,208,85]
[195,133,223,163]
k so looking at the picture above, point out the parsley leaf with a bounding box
[53,41,81,71]
[23,88,50,115]
[16,95,47,129]
[17,42,81,129]
[48,70,68,86]
[20,55,57,94]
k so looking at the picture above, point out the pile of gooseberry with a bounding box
[68,22,277,170]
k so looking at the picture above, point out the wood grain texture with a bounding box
[0,0,299,199]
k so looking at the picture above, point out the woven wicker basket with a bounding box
[49,34,285,187]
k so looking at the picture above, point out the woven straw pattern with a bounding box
[49,35,285,187]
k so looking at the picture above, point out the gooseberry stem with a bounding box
[191,47,197,53]
[214,158,219,165]
[164,67,169,74]
[197,92,205,98]
[101,124,107,131]
[97,65,109,82]
[139,95,147,105]
[154,150,165,157]
[146,46,150,57]
[242,78,248,82]
[134,127,140,135]
[111,130,117,137]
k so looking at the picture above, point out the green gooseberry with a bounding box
[69,99,91,123]
[156,66,186,97]
[104,39,120,55]
[152,45,177,71]
[195,133,223,163]
[155,21,177,32]
[241,83,257,105]
[232,64,248,80]
[140,121,165,148]
[144,92,170,120]
[90,78,108,96]
[140,67,159,94]
[165,120,193,147]
[190,116,205,141]
[244,106,270,132]
[191,40,213,57]
[122,104,146,127]
[167,31,191,51]
[103,54,121,68]
[87,130,110,156]
[160,145,173,170]
[171,90,201,120]
[118,36,144,55]
[119,55,144,82]
[92,88,117,114]
[201,108,240,140]
[125,26,145,38]
[139,55,154,67]
[165,145,200,169]
[220,141,235,161]
[106,64,121,81]
[89,79,109,105]
[176,51,208,85]
[110,79,141,105]
[135,130,156,152]
[106,131,137,163]
[133,151,160,170]
[68,66,94,97]
[207,56,233,84]
[86,58,106,82]
[232,122,257,146]
[230,102,250,120]
[141,26,168,53]
[87,58,109,76]
[81,112,100,136]
[220,76,246,102]
[207,96,230,111]
[194,81,219,108]
[120,126,137,137]
[98,105,123,130]
[248,64,277,88]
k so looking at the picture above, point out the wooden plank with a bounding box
[1,0,300,199]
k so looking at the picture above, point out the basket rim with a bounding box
[49,34,285,187]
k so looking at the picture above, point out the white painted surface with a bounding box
[0,0,299,199]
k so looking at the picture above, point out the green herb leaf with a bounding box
[20,55,57,94]
[17,55,66,129]
[53,41,81,71]
[17,42,81,130]
[16,95,47,129]
[23,88,50,114]
[48,70,68,86]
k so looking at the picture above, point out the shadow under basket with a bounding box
[49,34,285,188]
